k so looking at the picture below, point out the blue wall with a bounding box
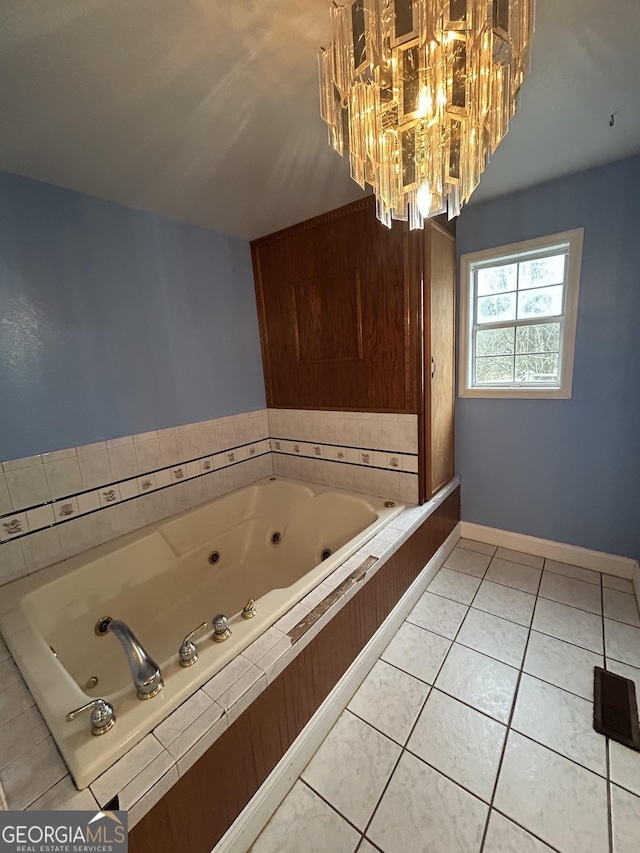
[456,155,640,560]
[0,172,266,460]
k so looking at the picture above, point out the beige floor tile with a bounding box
[456,538,497,556]
[484,557,541,595]
[539,572,602,615]
[473,580,536,627]
[611,783,640,853]
[251,781,360,853]
[532,598,603,654]
[512,674,607,776]
[381,622,451,685]
[494,732,609,853]
[408,689,506,801]
[524,631,602,700]
[605,619,640,668]
[435,643,519,723]
[406,591,468,639]
[301,711,400,831]
[457,608,528,668]
[544,559,601,586]
[484,811,556,853]
[495,548,543,569]
[368,752,488,853]
[348,659,429,745]
[603,588,640,627]
[443,546,492,578]
[426,567,482,605]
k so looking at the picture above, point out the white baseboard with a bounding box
[212,522,461,853]
[460,521,638,580]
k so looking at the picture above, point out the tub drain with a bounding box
[208,551,220,565]
[321,548,332,561]
[271,532,282,545]
[85,676,99,689]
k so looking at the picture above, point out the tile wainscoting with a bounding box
[269,409,419,506]
[0,410,272,588]
[0,409,418,587]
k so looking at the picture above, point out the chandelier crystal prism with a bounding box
[319,0,535,227]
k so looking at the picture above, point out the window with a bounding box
[459,228,583,399]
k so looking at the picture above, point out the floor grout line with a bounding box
[488,806,566,853]
[298,778,364,838]
[477,562,542,853]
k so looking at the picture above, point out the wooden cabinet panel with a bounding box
[293,270,363,364]
[252,198,416,412]
[425,224,456,498]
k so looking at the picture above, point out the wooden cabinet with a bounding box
[252,198,416,413]
[251,197,455,503]
[423,224,456,499]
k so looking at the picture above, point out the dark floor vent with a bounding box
[593,666,640,751]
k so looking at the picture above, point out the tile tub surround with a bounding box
[0,477,460,829]
[0,408,419,586]
[0,410,270,574]
[269,408,419,505]
[253,539,640,853]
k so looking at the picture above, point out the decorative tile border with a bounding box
[270,437,417,474]
[0,438,270,545]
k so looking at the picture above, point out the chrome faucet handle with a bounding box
[212,614,231,643]
[179,621,209,667]
[66,699,115,736]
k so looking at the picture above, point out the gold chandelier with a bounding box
[319,0,534,227]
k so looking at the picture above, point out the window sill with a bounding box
[458,386,572,400]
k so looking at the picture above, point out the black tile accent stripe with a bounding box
[0,440,270,545]
[270,436,418,456]
[273,450,420,476]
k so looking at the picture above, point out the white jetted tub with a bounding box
[0,477,403,787]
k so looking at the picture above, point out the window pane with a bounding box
[519,254,565,290]
[476,327,515,357]
[476,263,517,296]
[475,356,514,384]
[517,285,563,320]
[516,322,561,354]
[514,354,559,383]
[477,292,516,324]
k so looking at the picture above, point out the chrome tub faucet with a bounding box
[95,617,164,699]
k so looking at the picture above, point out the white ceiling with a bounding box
[1,0,639,240]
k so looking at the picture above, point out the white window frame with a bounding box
[458,228,584,399]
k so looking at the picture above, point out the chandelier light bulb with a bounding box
[319,0,535,228]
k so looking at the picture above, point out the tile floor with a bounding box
[251,539,640,853]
